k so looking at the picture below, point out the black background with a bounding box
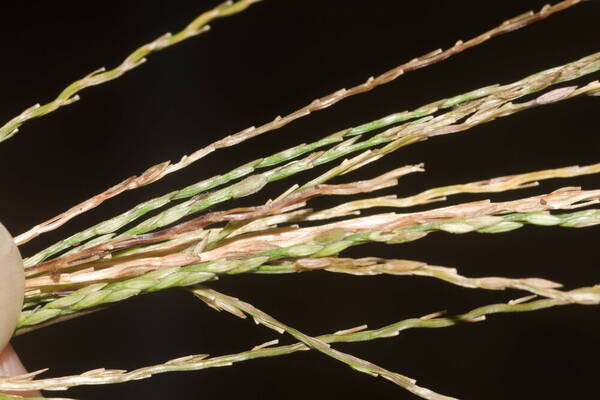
[1,1,599,399]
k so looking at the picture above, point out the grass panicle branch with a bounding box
[25,207,600,299]
[4,283,599,395]
[80,161,599,266]
[193,288,457,400]
[18,193,600,330]
[0,0,263,145]
[21,52,600,267]
[261,256,585,302]
[13,0,583,247]
[5,1,599,398]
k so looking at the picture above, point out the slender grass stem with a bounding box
[14,0,585,247]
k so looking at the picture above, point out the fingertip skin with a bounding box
[0,223,25,352]
[0,344,41,396]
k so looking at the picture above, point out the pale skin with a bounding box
[0,344,40,397]
[0,223,40,397]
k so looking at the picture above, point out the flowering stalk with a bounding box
[4,283,599,394]
[5,1,599,398]
[0,0,263,144]
[21,52,600,267]
[18,201,600,330]
[13,0,584,246]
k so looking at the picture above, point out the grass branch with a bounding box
[13,0,584,247]
[0,0,263,145]
[5,282,599,395]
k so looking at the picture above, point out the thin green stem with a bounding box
[0,0,263,143]
[22,53,600,266]
[19,205,600,329]
[193,287,457,400]
[15,0,572,246]
[5,283,599,393]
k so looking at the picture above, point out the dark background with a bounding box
[1,0,598,399]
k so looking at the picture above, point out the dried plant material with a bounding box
[26,153,600,283]
[194,189,600,263]
[25,253,200,290]
[5,280,600,396]
[5,1,600,398]
[19,206,600,328]
[268,257,581,302]
[13,0,584,248]
[305,162,600,221]
[14,162,170,246]
[251,339,279,351]
[334,325,369,335]
[7,282,599,396]
[192,288,458,400]
[22,52,600,269]
[25,166,422,278]
[21,165,600,296]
